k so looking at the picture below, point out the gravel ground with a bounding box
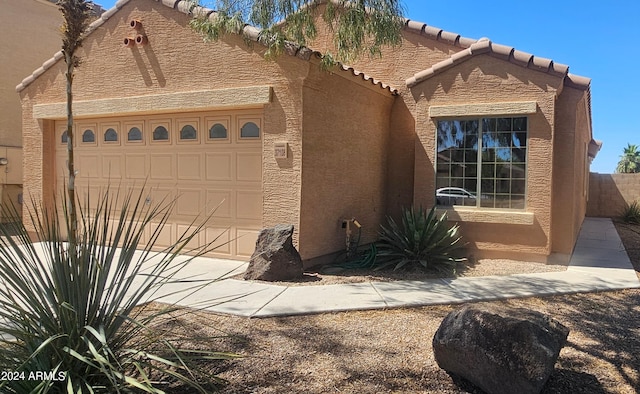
[234,257,568,286]
[144,221,640,393]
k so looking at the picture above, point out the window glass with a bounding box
[61,130,68,144]
[436,117,527,209]
[104,128,118,142]
[128,127,142,141]
[180,125,197,140]
[153,126,169,141]
[82,129,95,143]
[209,123,227,139]
[240,122,260,138]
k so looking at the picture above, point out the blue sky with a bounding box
[96,0,640,173]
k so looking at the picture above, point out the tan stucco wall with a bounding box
[1,0,61,148]
[298,66,394,259]
[307,7,462,220]
[410,55,561,261]
[588,173,640,217]
[550,86,592,259]
[20,0,310,238]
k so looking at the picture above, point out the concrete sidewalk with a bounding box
[154,217,640,317]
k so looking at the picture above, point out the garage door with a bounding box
[54,109,263,260]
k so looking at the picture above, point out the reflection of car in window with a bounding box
[436,187,477,206]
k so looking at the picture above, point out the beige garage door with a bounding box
[54,109,263,260]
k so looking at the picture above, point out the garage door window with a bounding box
[82,129,95,143]
[209,123,227,140]
[153,126,169,141]
[180,125,197,140]
[128,127,142,142]
[61,130,68,144]
[104,128,118,142]
[240,121,260,139]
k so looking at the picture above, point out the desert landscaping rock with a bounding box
[244,224,304,281]
[432,305,569,394]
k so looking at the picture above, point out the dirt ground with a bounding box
[148,221,640,393]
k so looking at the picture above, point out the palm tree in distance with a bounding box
[616,143,640,173]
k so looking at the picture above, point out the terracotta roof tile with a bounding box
[160,0,179,8]
[406,39,585,91]
[439,30,460,46]
[16,0,398,95]
[490,43,513,60]
[422,25,444,40]
[176,0,192,14]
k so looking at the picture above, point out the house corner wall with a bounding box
[550,87,591,258]
[298,66,394,261]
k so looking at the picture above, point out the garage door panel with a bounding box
[205,227,231,256]
[236,228,259,257]
[176,224,203,251]
[236,152,261,182]
[176,188,203,217]
[206,190,232,219]
[125,154,148,179]
[177,153,203,180]
[78,154,100,179]
[149,154,175,180]
[102,154,123,179]
[148,187,175,207]
[149,222,175,249]
[205,152,233,181]
[236,190,262,220]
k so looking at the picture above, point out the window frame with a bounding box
[100,122,120,145]
[124,121,145,145]
[150,119,172,144]
[237,117,262,141]
[176,118,200,144]
[435,116,528,211]
[205,116,231,144]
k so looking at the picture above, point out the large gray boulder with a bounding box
[244,224,303,281]
[433,305,569,394]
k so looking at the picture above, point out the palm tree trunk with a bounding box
[65,54,77,252]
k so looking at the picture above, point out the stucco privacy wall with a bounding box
[411,55,561,260]
[298,65,394,259]
[550,86,592,259]
[20,0,309,239]
[588,173,640,217]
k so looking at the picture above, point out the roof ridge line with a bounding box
[405,39,590,90]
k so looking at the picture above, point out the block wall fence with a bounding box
[587,173,640,217]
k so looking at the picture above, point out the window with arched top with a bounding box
[104,128,118,142]
[180,125,197,140]
[240,122,260,139]
[61,130,68,144]
[128,127,142,141]
[82,129,95,143]
[153,126,169,141]
[209,123,227,139]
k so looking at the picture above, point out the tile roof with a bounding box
[16,0,398,95]
[402,26,590,91]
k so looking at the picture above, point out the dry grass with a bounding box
[145,222,640,393]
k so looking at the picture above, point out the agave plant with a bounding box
[621,200,640,225]
[0,188,238,393]
[375,206,466,273]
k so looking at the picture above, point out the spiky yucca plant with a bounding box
[375,206,466,273]
[0,189,238,393]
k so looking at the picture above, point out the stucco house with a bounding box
[0,0,65,220]
[17,0,599,264]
